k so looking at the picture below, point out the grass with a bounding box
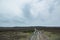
[0,30,60,40]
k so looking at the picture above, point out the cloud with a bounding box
[0,0,60,27]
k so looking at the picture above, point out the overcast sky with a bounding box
[0,0,60,27]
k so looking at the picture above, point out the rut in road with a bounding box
[29,29,49,40]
